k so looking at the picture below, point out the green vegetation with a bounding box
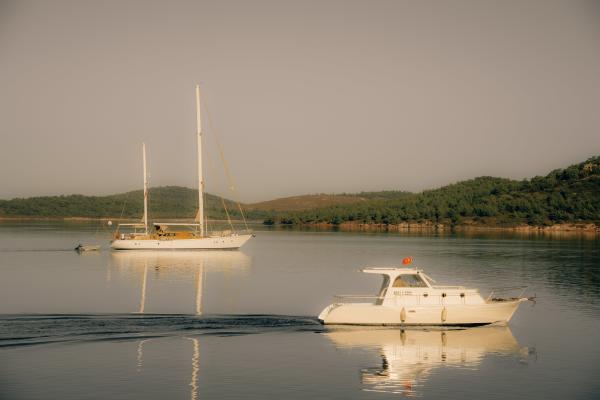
[1,157,598,228]
[0,186,252,220]
[262,156,600,227]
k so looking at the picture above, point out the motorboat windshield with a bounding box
[392,274,429,288]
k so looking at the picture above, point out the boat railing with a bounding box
[209,228,254,237]
[486,286,528,301]
[115,223,146,230]
[431,285,466,290]
[333,295,382,305]
[232,228,254,235]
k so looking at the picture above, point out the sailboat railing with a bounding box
[153,223,203,227]
[209,229,254,237]
[117,223,147,227]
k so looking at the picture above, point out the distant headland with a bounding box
[1,156,598,233]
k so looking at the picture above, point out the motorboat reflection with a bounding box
[324,326,530,396]
[109,251,251,314]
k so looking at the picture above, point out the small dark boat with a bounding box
[75,244,101,252]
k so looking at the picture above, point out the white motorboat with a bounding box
[111,85,253,250]
[318,263,532,326]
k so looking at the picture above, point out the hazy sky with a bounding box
[1,0,599,202]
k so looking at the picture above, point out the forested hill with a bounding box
[0,156,599,228]
[0,186,248,220]
[263,156,600,227]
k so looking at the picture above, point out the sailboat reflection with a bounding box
[110,251,251,314]
[135,337,200,400]
[188,337,200,400]
[325,326,529,396]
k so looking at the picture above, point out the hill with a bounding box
[0,186,247,220]
[248,194,368,212]
[0,187,412,220]
[262,156,600,228]
[247,191,411,212]
[1,157,598,229]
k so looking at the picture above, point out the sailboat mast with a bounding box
[142,142,149,234]
[196,84,205,236]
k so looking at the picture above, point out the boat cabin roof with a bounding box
[361,267,435,287]
[362,267,423,276]
[360,266,476,292]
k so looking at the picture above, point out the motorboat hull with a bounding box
[110,234,253,250]
[318,299,527,326]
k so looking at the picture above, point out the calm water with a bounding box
[0,222,599,399]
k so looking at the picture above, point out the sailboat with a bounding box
[110,85,254,250]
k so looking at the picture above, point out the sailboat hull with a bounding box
[110,234,253,250]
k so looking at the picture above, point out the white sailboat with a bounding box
[110,85,253,250]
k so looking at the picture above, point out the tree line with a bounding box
[262,156,600,227]
[0,186,255,220]
[1,157,598,228]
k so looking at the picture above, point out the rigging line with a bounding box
[204,135,234,232]
[204,99,250,231]
[201,148,216,234]
[220,196,235,232]
[118,190,131,226]
[204,191,211,234]
[202,139,233,233]
[196,189,210,233]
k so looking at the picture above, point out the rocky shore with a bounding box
[308,221,599,234]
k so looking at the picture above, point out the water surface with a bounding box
[0,222,598,399]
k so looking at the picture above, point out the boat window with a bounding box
[378,275,390,297]
[393,274,428,288]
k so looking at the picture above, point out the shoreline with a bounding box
[0,216,256,224]
[1,216,598,234]
[292,221,600,234]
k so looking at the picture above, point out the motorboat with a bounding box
[318,262,532,326]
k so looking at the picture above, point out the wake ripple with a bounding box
[0,314,322,348]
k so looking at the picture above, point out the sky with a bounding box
[1,0,599,202]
